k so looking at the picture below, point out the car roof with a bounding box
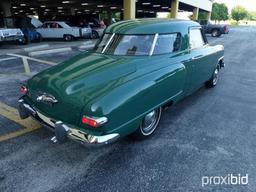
[105,18,200,35]
[44,21,66,24]
[43,21,71,28]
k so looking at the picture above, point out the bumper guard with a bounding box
[18,98,120,145]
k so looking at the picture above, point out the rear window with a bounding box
[109,35,154,56]
[94,33,182,56]
[95,34,154,56]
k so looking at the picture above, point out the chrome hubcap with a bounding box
[140,109,161,135]
[213,68,219,85]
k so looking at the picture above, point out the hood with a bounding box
[26,52,137,124]
[28,16,43,28]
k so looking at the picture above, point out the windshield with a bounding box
[94,33,181,56]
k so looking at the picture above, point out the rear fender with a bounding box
[80,62,186,136]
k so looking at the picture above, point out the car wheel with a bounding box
[18,37,28,45]
[64,35,73,41]
[91,30,99,39]
[211,29,221,37]
[205,65,220,88]
[131,107,162,140]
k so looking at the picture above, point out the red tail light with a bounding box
[20,85,28,94]
[82,116,108,127]
[82,116,97,127]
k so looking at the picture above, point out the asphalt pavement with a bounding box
[0,26,256,192]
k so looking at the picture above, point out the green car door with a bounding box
[185,27,214,93]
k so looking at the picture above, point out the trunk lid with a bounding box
[26,52,136,125]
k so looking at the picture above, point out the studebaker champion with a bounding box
[18,19,225,145]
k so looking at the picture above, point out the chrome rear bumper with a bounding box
[55,121,120,145]
[18,98,119,145]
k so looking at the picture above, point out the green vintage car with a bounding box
[18,19,224,145]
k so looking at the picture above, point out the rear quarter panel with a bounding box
[62,28,80,37]
[81,55,187,136]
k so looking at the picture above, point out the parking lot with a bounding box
[0,25,256,192]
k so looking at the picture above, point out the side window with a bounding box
[189,28,206,49]
[153,33,181,55]
[50,23,62,28]
[42,23,50,28]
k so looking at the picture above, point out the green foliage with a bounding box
[231,6,248,22]
[198,11,208,20]
[246,11,256,21]
[211,3,229,21]
[113,12,121,22]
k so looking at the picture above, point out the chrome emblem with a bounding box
[36,93,58,104]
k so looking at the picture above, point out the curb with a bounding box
[78,44,95,49]
[24,44,49,52]
[28,47,72,56]
[83,41,94,45]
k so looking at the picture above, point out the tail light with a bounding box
[82,116,108,127]
[20,85,28,94]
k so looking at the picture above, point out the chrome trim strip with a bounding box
[102,33,115,54]
[68,129,119,145]
[23,103,36,114]
[149,33,159,56]
[218,56,224,62]
[18,99,24,103]
[95,117,108,125]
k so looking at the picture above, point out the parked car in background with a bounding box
[67,22,93,39]
[199,20,229,37]
[88,18,106,39]
[19,28,41,44]
[89,23,105,39]
[18,19,224,146]
[15,16,42,44]
[36,21,92,41]
[0,28,24,45]
[0,16,43,45]
[0,17,25,45]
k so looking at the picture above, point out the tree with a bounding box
[246,11,256,21]
[231,6,248,23]
[198,11,208,20]
[211,3,229,23]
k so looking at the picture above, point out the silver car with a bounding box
[0,28,24,43]
[36,21,92,41]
